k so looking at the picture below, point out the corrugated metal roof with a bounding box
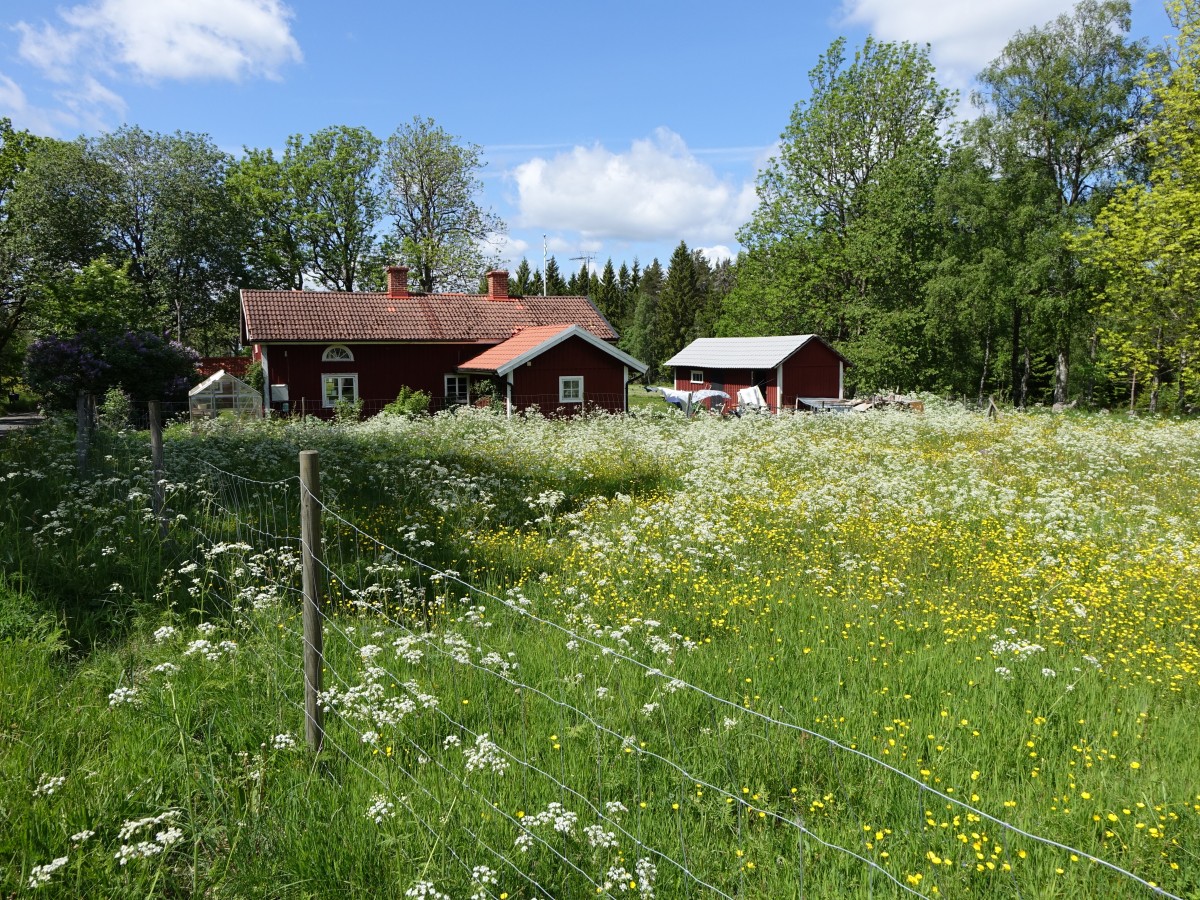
[240,290,618,343]
[665,336,821,369]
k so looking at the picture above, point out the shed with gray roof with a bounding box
[664,336,850,413]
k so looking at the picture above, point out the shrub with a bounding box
[97,387,132,430]
[382,386,431,418]
[333,397,364,424]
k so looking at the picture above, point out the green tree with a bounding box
[597,258,619,321]
[656,241,703,360]
[727,36,954,390]
[512,258,534,296]
[1072,0,1200,410]
[544,256,567,295]
[290,126,384,291]
[88,126,248,349]
[621,259,665,375]
[971,0,1148,403]
[227,146,307,290]
[0,119,45,371]
[36,258,143,335]
[382,116,505,292]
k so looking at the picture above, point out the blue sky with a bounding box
[0,0,1176,277]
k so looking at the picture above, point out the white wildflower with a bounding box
[33,774,66,797]
[366,794,395,824]
[585,824,619,848]
[108,686,139,706]
[28,856,69,888]
[463,733,508,775]
[404,881,451,899]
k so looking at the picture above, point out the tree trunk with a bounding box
[1129,370,1137,412]
[1178,349,1187,410]
[1149,325,1164,413]
[75,392,90,474]
[1020,346,1031,409]
[979,333,991,406]
[1010,304,1023,406]
[1085,330,1098,407]
[1053,348,1069,406]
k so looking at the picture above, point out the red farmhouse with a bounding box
[664,335,851,413]
[240,267,647,416]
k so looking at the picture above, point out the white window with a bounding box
[322,373,358,407]
[690,369,704,384]
[445,374,469,404]
[559,376,583,403]
[322,344,354,362]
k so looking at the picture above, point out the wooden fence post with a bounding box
[300,450,325,753]
[148,400,167,537]
[75,391,90,474]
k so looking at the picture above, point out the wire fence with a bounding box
[151,448,1186,900]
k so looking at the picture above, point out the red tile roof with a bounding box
[240,290,618,343]
[197,356,252,378]
[457,325,576,372]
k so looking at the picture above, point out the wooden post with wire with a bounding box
[300,450,325,752]
[148,400,166,537]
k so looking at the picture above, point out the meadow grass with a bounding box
[1,405,1198,898]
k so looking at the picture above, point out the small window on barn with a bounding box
[322,344,354,362]
[559,376,583,403]
[690,369,704,384]
[322,373,358,407]
[445,374,469,405]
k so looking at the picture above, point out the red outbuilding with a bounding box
[664,335,851,413]
[459,324,647,416]
[239,268,647,416]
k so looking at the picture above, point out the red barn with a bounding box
[664,335,851,413]
[240,268,647,416]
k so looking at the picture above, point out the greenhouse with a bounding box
[188,369,263,420]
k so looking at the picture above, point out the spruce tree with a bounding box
[657,241,703,361]
[512,258,533,296]
[598,259,619,320]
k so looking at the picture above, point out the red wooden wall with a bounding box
[781,340,843,405]
[673,367,777,410]
[261,337,630,416]
[510,335,628,414]
[262,342,488,414]
[671,340,844,412]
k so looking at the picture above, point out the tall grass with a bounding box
[2,406,1198,897]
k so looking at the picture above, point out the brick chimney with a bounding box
[485,269,509,301]
[386,265,409,298]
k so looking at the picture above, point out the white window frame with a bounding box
[322,344,355,362]
[559,376,583,403]
[322,373,358,407]
[690,369,704,384]
[445,374,469,405]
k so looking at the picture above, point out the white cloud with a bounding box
[9,0,300,133]
[698,245,735,265]
[0,69,79,134]
[512,128,757,246]
[0,73,28,112]
[22,0,302,83]
[840,0,1078,91]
